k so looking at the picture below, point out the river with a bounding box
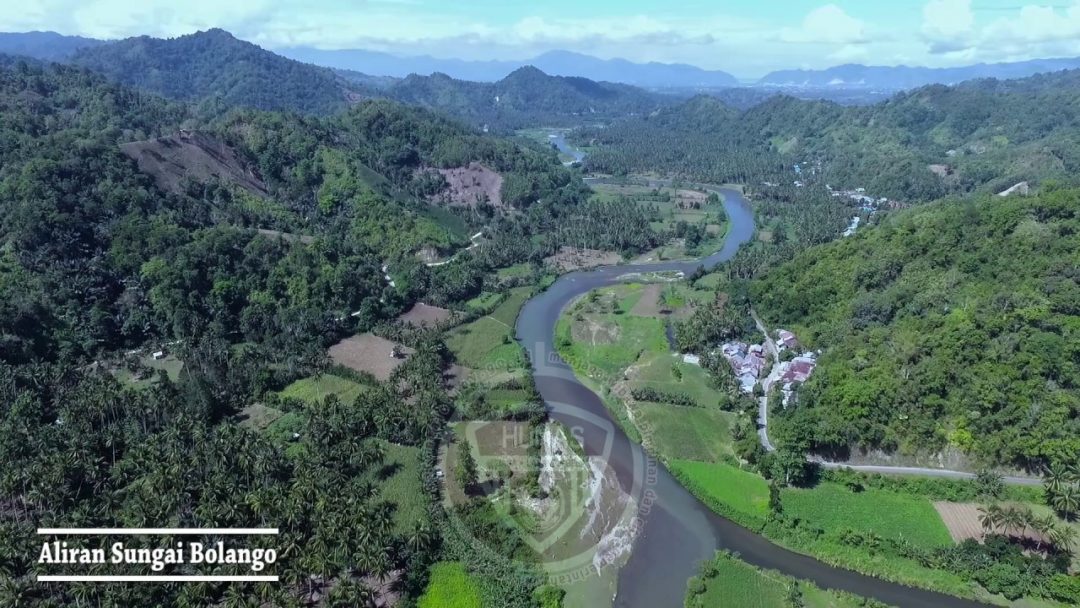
[514,186,991,608]
[548,131,586,165]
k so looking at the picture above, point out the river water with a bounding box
[514,187,990,608]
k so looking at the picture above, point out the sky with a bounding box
[6,0,1080,77]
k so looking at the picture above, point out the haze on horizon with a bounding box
[5,0,1080,78]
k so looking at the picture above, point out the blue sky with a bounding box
[6,1,1080,76]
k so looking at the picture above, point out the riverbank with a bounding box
[514,187,1021,608]
[547,256,1072,607]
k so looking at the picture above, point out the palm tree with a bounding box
[1000,506,1024,538]
[978,504,1003,534]
[1032,514,1058,550]
[1050,523,1078,556]
[1051,484,1080,521]
[1044,462,1070,498]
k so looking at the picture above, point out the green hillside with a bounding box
[580,70,1080,201]
[752,188,1080,468]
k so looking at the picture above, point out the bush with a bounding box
[630,386,698,407]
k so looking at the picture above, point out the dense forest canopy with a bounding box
[70,29,365,115]
[578,69,1080,201]
[753,188,1080,469]
[0,59,657,368]
[0,57,574,608]
[25,29,671,130]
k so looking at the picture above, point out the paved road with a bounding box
[751,311,779,452]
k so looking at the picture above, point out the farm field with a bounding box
[417,562,482,608]
[669,460,770,522]
[629,353,732,408]
[688,551,872,608]
[781,483,954,548]
[278,373,368,404]
[465,291,502,311]
[633,403,734,462]
[236,403,284,431]
[556,313,668,379]
[447,286,533,370]
[329,333,413,381]
[376,442,429,534]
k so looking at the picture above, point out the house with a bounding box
[721,341,767,393]
[780,356,816,384]
[776,329,798,351]
[151,350,165,360]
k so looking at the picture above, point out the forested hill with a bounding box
[0,59,652,367]
[579,68,1080,201]
[752,188,1080,470]
[386,65,671,130]
[8,29,671,129]
[69,29,366,114]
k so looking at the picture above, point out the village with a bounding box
[718,327,818,407]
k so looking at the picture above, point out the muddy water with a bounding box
[515,187,991,608]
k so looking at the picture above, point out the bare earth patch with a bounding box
[934,502,983,544]
[544,247,621,272]
[120,131,268,197]
[571,317,620,346]
[397,303,452,327]
[431,163,504,208]
[329,333,414,381]
[934,501,1052,548]
[630,284,665,317]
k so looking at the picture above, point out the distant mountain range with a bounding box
[0,31,104,61]
[5,29,1080,118]
[0,29,667,128]
[278,47,740,89]
[758,58,1080,89]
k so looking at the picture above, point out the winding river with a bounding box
[514,186,991,608]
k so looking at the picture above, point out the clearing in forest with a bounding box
[397,302,452,327]
[329,333,413,381]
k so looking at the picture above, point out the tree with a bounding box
[1050,484,1079,521]
[456,439,479,491]
[978,504,1003,534]
[769,448,812,487]
[974,469,1005,499]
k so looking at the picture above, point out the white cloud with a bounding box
[8,0,1080,77]
[921,0,974,41]
[780,4,869,45]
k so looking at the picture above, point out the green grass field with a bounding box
[781,483,953,548]
[689,552,876,608]
[418,562,482,608]
[634,403,734,462]
[447,286,533,369]
[376,442,429,534]
[489,286,533,326]
[446,317,523,369]
[669,460,770,522]
[688,552,788,608]
[465,291,503,311]
[278,373,367,404]
[556,314,668,379]
[631,354,731,408]
[497,262,533,279]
